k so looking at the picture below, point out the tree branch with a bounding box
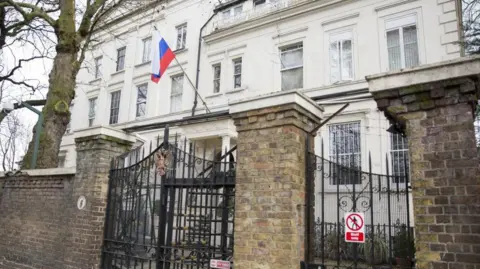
[0,0,56,27]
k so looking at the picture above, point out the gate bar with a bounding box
[157,126,170,269]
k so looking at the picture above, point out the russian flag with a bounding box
[151,31,175,84]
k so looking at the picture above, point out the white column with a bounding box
[221,135,231,156]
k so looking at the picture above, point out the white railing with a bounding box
[211,0,311,31]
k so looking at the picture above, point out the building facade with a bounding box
[60,0,462,224]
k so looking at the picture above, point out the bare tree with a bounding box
[462,0,480,54]
[0,0,158,168]
[0,110,31,171]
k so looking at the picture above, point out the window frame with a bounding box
[136,84,148,118]
[383,13,420,71]
[170,74,184,113]
[329,31,354,83]
[94,56,102,79]
[175,24,187,51]
[109,91,121,124]
[254,0,266,6]
[66,103,73,133]
[222,4,243,19]
[390,133,409,184]
[116,47,126,71]
[213,64,221,93]
[328,121,362,186]
[280,43,304,91]
[88,97,97,127]
[233,58,242,89]
[142,37,152,64]
[58,155,66,168]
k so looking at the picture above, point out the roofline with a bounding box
[214,0,247,12]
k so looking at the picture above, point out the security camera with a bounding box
[2,101,15,113]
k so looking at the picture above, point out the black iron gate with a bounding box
[102,127,236,269]
[306,137,415,269]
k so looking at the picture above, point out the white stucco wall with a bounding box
[61,0,461,170]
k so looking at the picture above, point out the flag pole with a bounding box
[172,57,211,114]
[152,25,210,114]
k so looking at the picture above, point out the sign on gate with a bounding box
[345,212,365,243]
[210,259,231,269]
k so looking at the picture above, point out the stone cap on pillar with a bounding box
[367,55,480,93]
[229,90,324,132]
[74,125,137,145]
[365,55,480,131]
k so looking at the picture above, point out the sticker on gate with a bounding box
[344,212,365,243]
[210,259,231,269]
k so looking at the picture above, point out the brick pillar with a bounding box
[65,127,134,269]
[367,57,480,269]
[230,91,323,269]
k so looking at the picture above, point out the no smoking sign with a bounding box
[344,212,365,243]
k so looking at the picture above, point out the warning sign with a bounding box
[210,259,231,269]
[345,212,365,243]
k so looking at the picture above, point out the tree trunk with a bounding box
[21,51,76,169]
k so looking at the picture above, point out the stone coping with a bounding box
[74,125,136,143]
[229,89,324,117]
[366,55,480,93]
[0,167,76,178]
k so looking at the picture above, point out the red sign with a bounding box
[346,232,365,241]
[210,259,231,269]
[344,212,365,243]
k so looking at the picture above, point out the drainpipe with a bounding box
[192,12,218,116]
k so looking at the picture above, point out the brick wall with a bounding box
[0,129,133,269]
[372,77,480,269]
[232,102,321,269]
[0,173,74,269]
[63,134,132,269]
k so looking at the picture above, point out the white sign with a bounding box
[77,196,86,210]
[344,212,365,243]
[210,259,231,269]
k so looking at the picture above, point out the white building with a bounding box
[61,0,462,226]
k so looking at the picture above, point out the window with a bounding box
[170,75,184,113]
[109,91,121,124]
[329,31,353,83]
[94,57,102,78]
[213,64,221,93]
[88,97,97,127]
[390,133,409,183]
[116,47,126,71]
[142,37,152,63]
[254,0,266,6]
[136,84,148,117]
[280,43,303,91]
[58,155,66,168]
[66,104,73,133]
[329,122,361,185]
[222,5,243,19]
[386,16,419,71]
[176,25,187,50]
[233,58,242,88]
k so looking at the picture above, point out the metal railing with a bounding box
[211,0,311,31]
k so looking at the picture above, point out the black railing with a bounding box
[306,138,415,269]
[102,127,236,269]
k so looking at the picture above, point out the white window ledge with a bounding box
[111,69,126,76]
[225,87,246,94]
[89,78,102,84]
[205,93,223,98]
[173,48,188,55]
[135,61,151,68]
